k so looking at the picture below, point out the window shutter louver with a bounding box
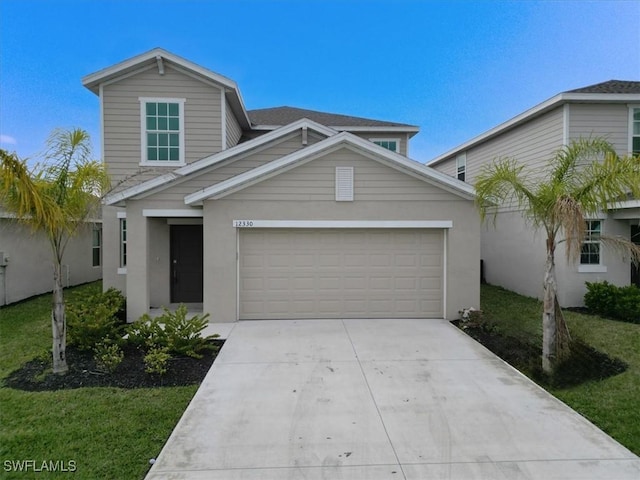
[335,167,354,201]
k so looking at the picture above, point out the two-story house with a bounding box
[82,48,479,322]
[430,80,640,307]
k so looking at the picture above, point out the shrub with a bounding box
[126,315,167,350]
[127,305,217,358]
[93,342,124,373]
[68,288,126,350]
[144,347,171,376]
[584,281,640,323]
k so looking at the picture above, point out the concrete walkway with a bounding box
[146,319,640,479]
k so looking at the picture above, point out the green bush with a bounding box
[126,305,217,358]
[584,281,640,323]
[93,342,124,373]
[143,347,171,376]
[126,314,167,350]
[67,288,126,350]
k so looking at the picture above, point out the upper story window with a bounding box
[580,220,601,265]
[631,107,640,155]
[140,97,185,165]
[456,153,467,182]
[370,138,399,153]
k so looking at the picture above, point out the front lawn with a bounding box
[480,284,640,455]
[0,283,200,479]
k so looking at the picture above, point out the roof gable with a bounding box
[104,118,338,206]
[185,132,475,205]
[82,48,251,129]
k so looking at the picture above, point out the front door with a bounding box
[170,225,203,303]
[632,225,640,288]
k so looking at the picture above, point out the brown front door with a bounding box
[632,225,640,288]
[170,225,203,303]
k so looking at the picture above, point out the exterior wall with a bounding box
[567,103,630,154]
[102,64,223,187]
[556,214,632,306]
[202,149,480,322]
[432,106,565,186]
[225,98,243,148]
[0,219,102,305]
[480,211,548,301]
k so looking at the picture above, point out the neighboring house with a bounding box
[82,48,479,322]
[429,80,640,307]
[0,212,102,306]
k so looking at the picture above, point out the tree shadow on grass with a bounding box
[452,320,627,388]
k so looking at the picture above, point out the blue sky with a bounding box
[1,0,639,164]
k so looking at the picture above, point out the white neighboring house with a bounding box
[0,211,102,306]
[429,80,640,306]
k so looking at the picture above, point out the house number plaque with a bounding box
[233,220,255,227]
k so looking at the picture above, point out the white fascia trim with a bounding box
[143,209,203,217]
[221,90,227,150]
[186,132,476,204]
[562,103,570,146]
[232,220,453,229]
[429,92,640,166]
[332,126,419,134]
[99,84,105,165]
[251,124,419,134]
[116,211,127,219]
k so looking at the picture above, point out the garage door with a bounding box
[239,229,443,319]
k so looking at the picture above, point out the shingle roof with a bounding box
[247,106,418,129]
[566,80,640,94]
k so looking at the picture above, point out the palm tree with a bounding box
[0,129,109,374]
[475,138,640,373]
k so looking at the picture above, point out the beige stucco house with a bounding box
[0,213,102,306]
[82,48,479,322]
[430,80,640,307]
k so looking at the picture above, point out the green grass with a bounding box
[0,282,197,479]
[481,283,640,455]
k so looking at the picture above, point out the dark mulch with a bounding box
[3,341,224,391]
[452,320,627,388]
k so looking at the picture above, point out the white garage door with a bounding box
[239,229,443,319]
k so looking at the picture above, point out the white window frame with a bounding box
[370,138,400,153]
[118,214,127,274]
[629,105,640,155]
[92,224,102,267]
[579,219,607,273]
[456,153,467,182]
[139,97,186,166]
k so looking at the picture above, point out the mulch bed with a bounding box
[3,341,224,391]
[452,320,627,387]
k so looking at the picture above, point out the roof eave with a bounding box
[428,92,640,167]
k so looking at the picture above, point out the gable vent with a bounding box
[335,167,354,202]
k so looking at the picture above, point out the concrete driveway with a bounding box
[146,319,640,479]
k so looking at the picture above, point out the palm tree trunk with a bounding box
[52,262,68,374]
[542,240,557,374]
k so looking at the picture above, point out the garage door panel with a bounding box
[239,229,443,319]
